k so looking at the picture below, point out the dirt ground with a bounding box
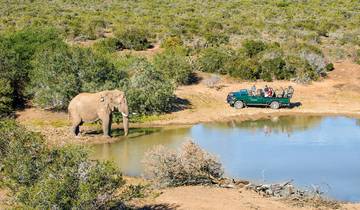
[149,186,360,210]
[152,60,360,125]
[10,60,360,209]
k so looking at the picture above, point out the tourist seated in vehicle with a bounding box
[249,84,256,96]
[264,85,274,97]
[256,89,264,97]
[275,88,285,98]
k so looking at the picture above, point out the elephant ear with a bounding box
[100,92,115,112]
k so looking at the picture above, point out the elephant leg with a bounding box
[72,117,82,136]
[73,125,80,136]
[108,114,113,137]
[102,115,111,138]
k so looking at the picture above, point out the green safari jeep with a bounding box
[226,89,291,109]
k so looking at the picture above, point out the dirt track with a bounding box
[152,60,360,125]
[151,186,360,210]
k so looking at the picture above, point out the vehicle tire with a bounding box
[234,101,244,109]
[270,101,280,109]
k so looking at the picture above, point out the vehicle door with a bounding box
[247,95,262,105]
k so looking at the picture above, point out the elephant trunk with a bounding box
[121,100,129,136]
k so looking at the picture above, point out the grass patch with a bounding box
[23,119,70,128]
[130,114,173,123]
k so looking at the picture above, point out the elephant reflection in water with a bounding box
[68,90,129,137]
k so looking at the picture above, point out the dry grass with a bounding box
[142,140,223,188]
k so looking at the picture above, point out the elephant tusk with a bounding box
[121,112,128,117]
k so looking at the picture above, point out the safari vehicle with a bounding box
[227,87,294,109]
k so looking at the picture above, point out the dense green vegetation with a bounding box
[0,28,175,115]
[2,0,359,51]
[0,120,126,208]
[1,0,359,116]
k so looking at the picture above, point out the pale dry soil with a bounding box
[154,60,360,125]
[149,186,360,210]
[10,60,360,209]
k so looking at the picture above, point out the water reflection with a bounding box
[91,127,189,176]
[91,116,360,202]
[212,115,323,136]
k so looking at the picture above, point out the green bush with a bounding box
[204,32,229,47]
[29,44,80,109]
[355,49,360,64]
[260,57,295,81]
[84,19,107,40]
[154,47,193,85]
[0,120,48,188]
[93,37,123,53]
[0,120,125,209]
[29,46,127,110]
[0,27,62,109]
[197,47,232,74]
[116,27,151,50]
[161,36,184,49]
[227,58,260,80]
[286,55,318,83]
[242,40,267,58]
[125,60,175,114]
[23,147,124,209]
[72,47,127,92]
[0,78,13,117]
[296,45,333,77]
[326,63,334,71]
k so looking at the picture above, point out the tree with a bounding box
[0,27,62,109]
[29,46,127,110]
[125,60,175,114]
[154,47,193,85]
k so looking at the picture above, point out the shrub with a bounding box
[23,147,124,209]
[84,19,107,40]
[154,47,193,85]
[355,49,360,64]
[0,78,13,117]
[0,120,48,188]
[197,47,231,74]
[299,51,329,77]
[326,63,334,71]
[29,46,127,109]
[260,57,295,81]
[29,44,80,109]
[0,120,125,209]
[143,140,223,188]
[116,26,151,50]
[125,60,175,114]
[242,40,267,58]
[204,32,229,47]
[161,36,184,49]
[72,47,127,92]
[204,75,221,88]
[227,58,260,80]
[0,27,62,109]
[286,55,318,83]
[93,37,123,53]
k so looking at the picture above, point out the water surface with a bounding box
[91,116,360,202]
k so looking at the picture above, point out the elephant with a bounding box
[68,89,129,137]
